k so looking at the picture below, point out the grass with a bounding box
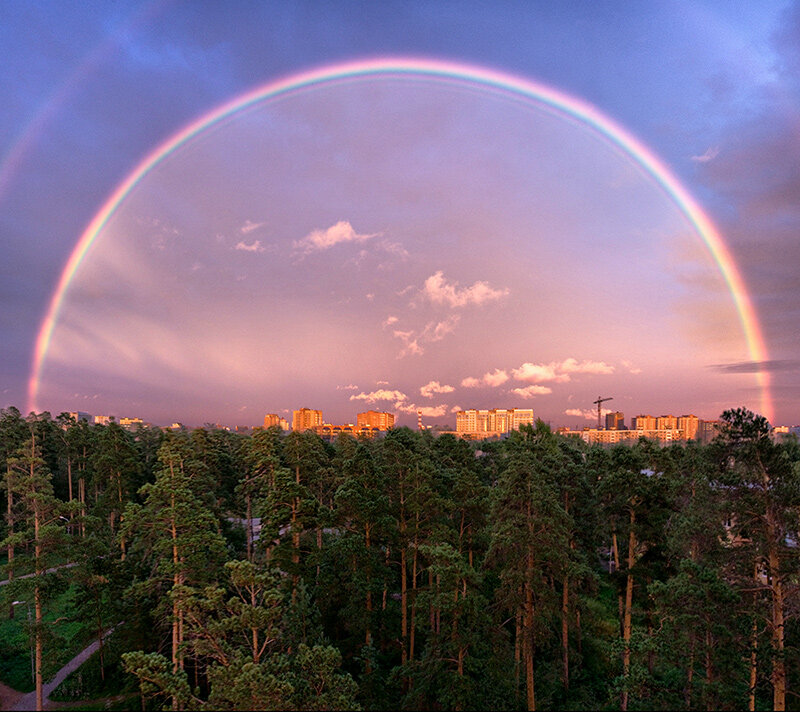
[0,584,90,693]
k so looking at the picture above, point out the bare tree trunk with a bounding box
[621,512,636,712]
[524,576,536,712]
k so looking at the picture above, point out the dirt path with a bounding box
[0,680,23,711]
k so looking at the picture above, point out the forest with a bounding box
[1,405,799,711]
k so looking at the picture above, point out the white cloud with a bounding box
[450,405,462,413]
[510,385,552,398]
[560,358,614,375]
[421,270,509,308]
[383,315,399,328]
[691,146,719,163]
[565,408,611,420]
[512,362,566,383]
[241,220,265,234]
[483,368,509,387]
[460,368,509,388]
[420,380,455,398]
[350,389,407,403]
[336,384,359,391]
[395,402,449,417]
[376,380,389,385]
[235,240,264,253]
[512,358,614,383]
[295,221,380,252]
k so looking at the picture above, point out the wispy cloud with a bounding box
[336,384,359,391]
[350,389,407,403]
[510,385,552,398]
[421,270,509,308]
[294,220,380,253]
[240,220,265,234]
[691,146,719,163]
[622,360,643,375]
[708,360,799,374]
[460,368,509,388]
[392,316,460,357]
[383,315,399,328]
[420,380,455,398]
[235,240,264,253]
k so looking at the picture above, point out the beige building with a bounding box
[264,413,290,431]
[357,410,395,430]
[456,408,534,437]
[678,414,700,440]
[119,417,144,430]
[633,414,657,431]
[605,411,625,430]
[292,408,323,432]
[656,415,679,431]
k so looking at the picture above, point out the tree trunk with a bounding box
[561,574,569,691]
[524,577,536,712]
[621,511,636,712]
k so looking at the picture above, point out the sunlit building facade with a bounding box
[292,408,323,432]
[455,408,534,437]
[264,413,290,431]
[357,410,395,430]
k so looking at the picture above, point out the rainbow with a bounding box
[27,57,773,421]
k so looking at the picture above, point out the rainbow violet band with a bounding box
[27,56,772,422]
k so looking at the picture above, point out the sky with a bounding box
[2,1,800,428]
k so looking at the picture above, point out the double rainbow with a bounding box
[28,57,772,421]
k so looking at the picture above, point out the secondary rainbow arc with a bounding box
[27,56,773,422]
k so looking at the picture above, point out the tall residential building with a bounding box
[66,411,92,424]
[456,408,534,436]
[292,408,323,432]
[605,411,625,430]
[678,414,700,440]
[357,410,395,430]
[94,415,114,426]
[264,413,290,431]
[697,419,720,444]
[656,415,679,431]
[633,414,657,431]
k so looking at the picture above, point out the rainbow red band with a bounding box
[27,57,772,421]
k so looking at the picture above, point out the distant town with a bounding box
[60,406,800,445]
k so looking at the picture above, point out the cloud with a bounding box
[691,147,720,163]
[460,368,509,388]
[450,405,462,413]
[395,402,449,417]
[393,330,423,357]
[510,385,552,398]
[336,384,359,391]
[376,380,389,385]
[350,389,407,403]
[565,408,610,421]
[512,362,568,383]
[622,360,643,375]
[512,358,614,383]
[392,316,460,357]
[420,380,455,398]
[421,270,509,308]
[294,220,380,252]
[559,358,614,375]
[484,369,509,387]
[240,220,265,234]
[383,315,399,328]
[708,360,799,374]
[235,239,264,252]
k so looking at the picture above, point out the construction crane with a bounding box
[593,396,613,430]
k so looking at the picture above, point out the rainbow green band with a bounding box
[28,57,772,421]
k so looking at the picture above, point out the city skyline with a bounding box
[2,3,800,427]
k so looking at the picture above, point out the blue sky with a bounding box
[2,1,799,427]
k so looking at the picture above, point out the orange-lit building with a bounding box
[357,410,395,430]
[456,408,534,437]
[264,413,290,430]
[292,408,323,432]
